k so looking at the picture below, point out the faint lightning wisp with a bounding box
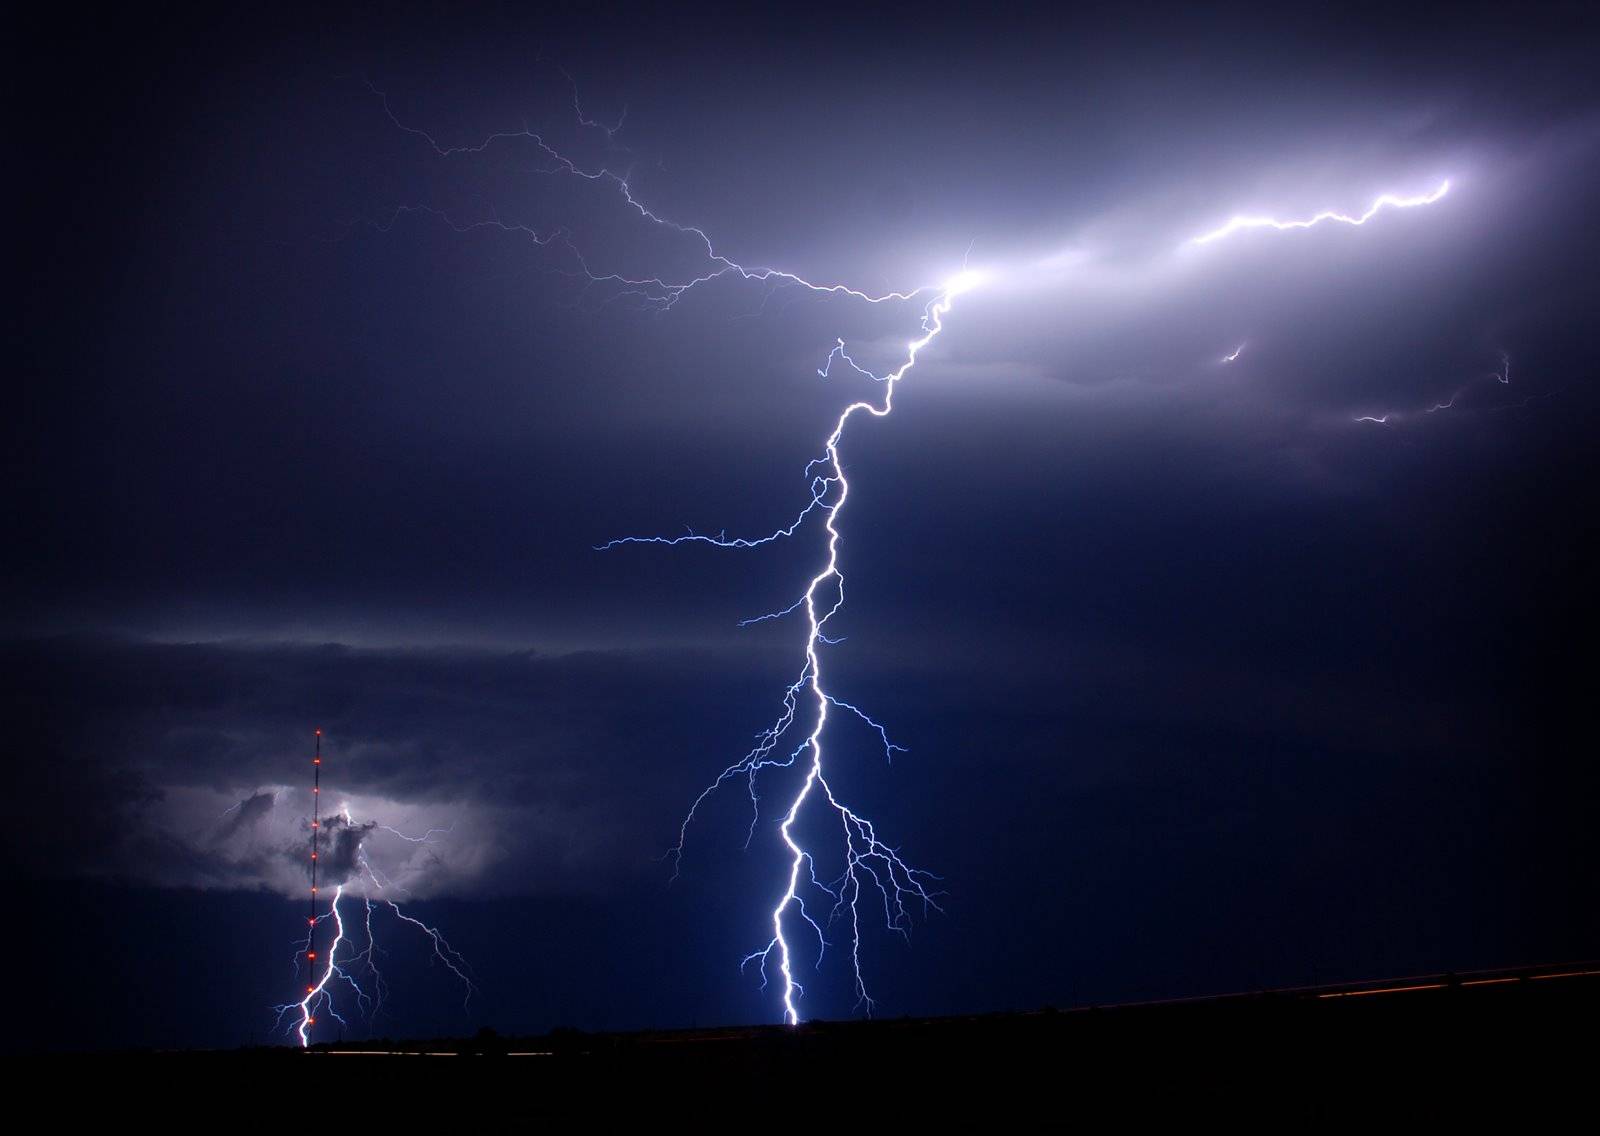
[363,79,928,312]
[558,64,627,140]
[1354,349,1525,425]
[1221,342,1246,363]
[1190,180,1450,246]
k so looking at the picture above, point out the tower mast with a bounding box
[307,729,323,976]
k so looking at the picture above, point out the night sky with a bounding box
[9,3,1598,1051]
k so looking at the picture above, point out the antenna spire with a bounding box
[308,729,322,959]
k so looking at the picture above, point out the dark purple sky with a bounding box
[8,2,1598,1050]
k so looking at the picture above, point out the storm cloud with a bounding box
[8,2,1597,1045]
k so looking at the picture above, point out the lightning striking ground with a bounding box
[363,74,1455,1024]
[273,732,474,1047]
[606,273,981,1022]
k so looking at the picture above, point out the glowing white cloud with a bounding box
[943,268,990,296]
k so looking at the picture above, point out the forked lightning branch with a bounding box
[351,77,1451,1025]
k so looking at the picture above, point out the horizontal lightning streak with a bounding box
[365,80,931,311]
[1190,180,1450,246]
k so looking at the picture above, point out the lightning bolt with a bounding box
[362,79,975,1021]
[1190,180,1450,246]
[274,748,474,1048]
[363,74,1456,1025]
[606,273,980,1022]
[276,883,353,1048]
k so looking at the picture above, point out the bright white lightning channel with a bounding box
[273,815,475,1047]
[603,274,979,1023]
[1190,180,1450,246]
[367,81,975,1026]
[368,79,1455,1024]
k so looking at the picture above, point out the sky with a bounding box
[8,2,1598,1050]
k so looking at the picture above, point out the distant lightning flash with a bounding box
[1190,180,1450,246]
[367,76,1455,1024]
[274,732,473,1047]
[1353,350,1529,425]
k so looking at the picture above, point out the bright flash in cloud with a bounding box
[1189,180,1451,246]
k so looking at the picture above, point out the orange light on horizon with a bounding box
[1318,982,1445,1000]
[1530,969,1600,981]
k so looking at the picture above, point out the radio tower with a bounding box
[292,727,327,1042]
[308,728,322,968]
[276,726,475,1044]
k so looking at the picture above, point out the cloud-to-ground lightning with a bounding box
[274,732,474,1047]
[363,74,1459,1024]
[1190,180,1450,246]
[364,81,973,1023]
[603,273,981,1022]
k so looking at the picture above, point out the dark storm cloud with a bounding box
[316,813,377,887]
[0,635,813,896]
[7,1,1597,1042]
[11,4,1597,652]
